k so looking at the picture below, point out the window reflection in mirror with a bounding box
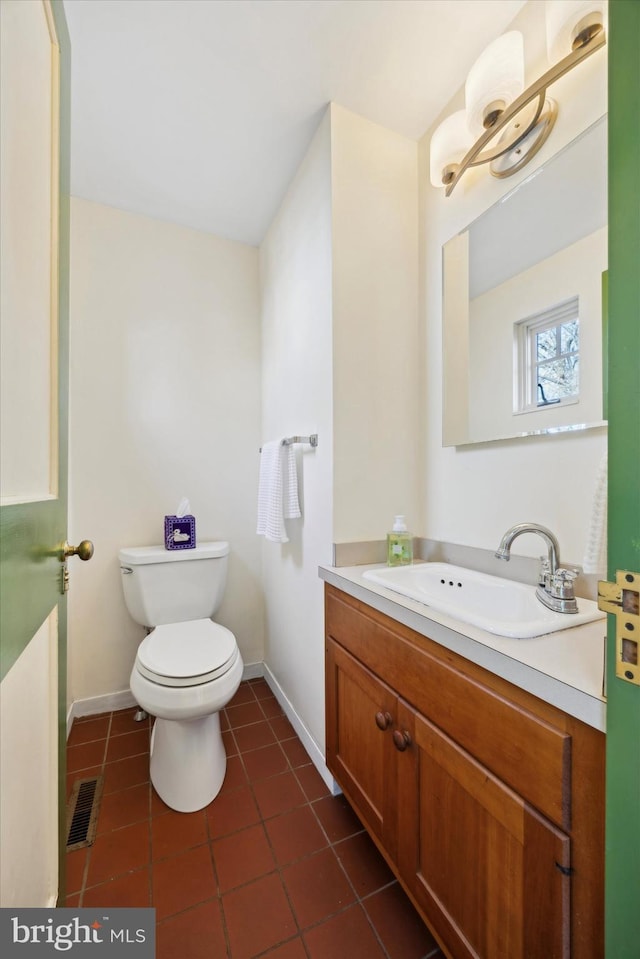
[442,116,607,447]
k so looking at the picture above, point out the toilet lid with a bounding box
[136,619,238,687]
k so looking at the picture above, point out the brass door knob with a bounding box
[62,540,94,561]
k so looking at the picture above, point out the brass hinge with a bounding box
[598,570,639,686]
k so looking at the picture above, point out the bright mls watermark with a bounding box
[0,909,155,956]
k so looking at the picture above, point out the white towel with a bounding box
[257,441,301,543]
[582,452,607,576]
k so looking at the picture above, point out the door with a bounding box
[325,638,399,855]
[397,701,570,959]
[605,3,640,956]
[0,0,71,906]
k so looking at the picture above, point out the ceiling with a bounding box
[63,0,526,246]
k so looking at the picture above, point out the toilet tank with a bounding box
[118,541,229,627]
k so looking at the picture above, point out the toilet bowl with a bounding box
[119,542,243,813]
[130,618,243,812]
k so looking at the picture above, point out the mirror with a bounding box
[442,116,607,447]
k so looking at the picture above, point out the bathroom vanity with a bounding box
[321,565,605,959]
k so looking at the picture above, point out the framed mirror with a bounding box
[442,116,607,447]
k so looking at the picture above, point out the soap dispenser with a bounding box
[387,516,413,567]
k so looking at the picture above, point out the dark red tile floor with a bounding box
[65,678,445,959]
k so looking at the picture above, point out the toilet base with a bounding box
[150,712,226,812]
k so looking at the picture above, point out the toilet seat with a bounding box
[135,618,238,687]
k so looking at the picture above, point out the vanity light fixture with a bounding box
[430,0,607,195]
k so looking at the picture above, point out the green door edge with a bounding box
[606,2,640,955]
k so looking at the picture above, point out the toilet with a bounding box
[118,541,243,813]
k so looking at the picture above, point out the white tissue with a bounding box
[176,497,191,518]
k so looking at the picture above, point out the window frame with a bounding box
[513,296,580,415]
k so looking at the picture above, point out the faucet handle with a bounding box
[552,567,579,600]
[559,562,582,576]
[538,555,551,587]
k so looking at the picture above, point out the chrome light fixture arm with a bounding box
[444,27,606,196]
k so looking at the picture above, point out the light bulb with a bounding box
[465,32,525,139]
[429,111,473,188]
[545,0,607,65]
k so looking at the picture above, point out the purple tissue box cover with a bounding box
[164,515,196,550]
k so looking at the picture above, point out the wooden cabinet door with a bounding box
[396,700,571,959]
[325,638,399,856]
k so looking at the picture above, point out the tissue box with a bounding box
[164,515,196,550]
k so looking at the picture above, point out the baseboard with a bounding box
[262,664,339,796]
[241,660,264,681]
[66,689,138,738]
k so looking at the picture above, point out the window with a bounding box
[514,297,580,414]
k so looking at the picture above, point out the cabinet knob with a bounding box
[375,711,393,731]
[392,729,412,751]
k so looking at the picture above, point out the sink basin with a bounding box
[362,563,605,639]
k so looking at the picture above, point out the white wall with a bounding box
[259,111,334,754]
[68,198,262,708]
[420,0,608,565]
[331,104,422,542]
[259,104,420,760]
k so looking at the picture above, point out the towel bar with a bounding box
[259,434,318,452]
[282,434,318,448]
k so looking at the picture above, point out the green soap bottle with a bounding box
[387,515,413,566]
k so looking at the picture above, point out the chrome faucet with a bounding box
[495,523,581,614]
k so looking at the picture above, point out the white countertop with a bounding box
[319,563,607,732]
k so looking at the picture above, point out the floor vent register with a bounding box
[66,775,104,851]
